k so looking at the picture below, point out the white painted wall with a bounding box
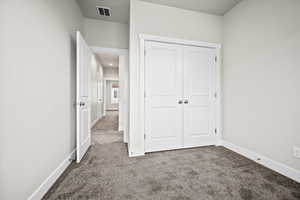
[84,18,129,48]
[98,63,105,119]
[129,0,223,156]
[223,0,300,171]
[118,55,130,139]
[134,1,223,43]
[103,68,119,112]
[0,0,83,199]
[103,67,119,80]
[91,55,104,124]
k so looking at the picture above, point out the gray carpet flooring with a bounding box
[92,111,119,131]
[43,112,300,200]
[91,111,122,145]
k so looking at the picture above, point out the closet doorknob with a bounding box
[184,100,189,104]
[178,100,183,104]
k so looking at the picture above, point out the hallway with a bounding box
[92,111,122,145]
[42,111,300,200]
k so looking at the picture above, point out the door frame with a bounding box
[139,34,222,154]
[91,46,129,143]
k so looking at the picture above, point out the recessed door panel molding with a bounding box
[183,46,217,148]
[145,41,183,152]
[144,39,219,153]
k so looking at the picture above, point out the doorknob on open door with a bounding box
[79,102,85,106]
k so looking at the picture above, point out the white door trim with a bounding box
[139,34,222,154]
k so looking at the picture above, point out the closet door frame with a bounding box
[139,34,222,154]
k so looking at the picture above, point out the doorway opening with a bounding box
[91,53,121,144]
[89,47,129,147]
[76,31,129,163]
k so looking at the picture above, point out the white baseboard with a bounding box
[77,136,91,164]
[129,152,145,157]
[118,125,123,132]
[27,150,75,200]
[91,115,103,128]
[128,147,145,157]
[222,140,300,183]
[123,129,128,144]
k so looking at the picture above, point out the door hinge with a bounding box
[144,91,146,98]
[214,92,217,99]
[215,56,217,62]
[214,128,217,135]
[144,49,146,56]
[144,133,146,139]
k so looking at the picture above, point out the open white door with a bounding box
[76,31,92,163]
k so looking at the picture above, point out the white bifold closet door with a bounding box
[145,41,217,153]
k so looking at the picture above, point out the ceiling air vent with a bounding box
[97,7,111,17]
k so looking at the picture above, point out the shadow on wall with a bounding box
[69,35,77,151]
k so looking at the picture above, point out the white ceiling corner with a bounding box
[76,0,241,24]
[139,0,242,16]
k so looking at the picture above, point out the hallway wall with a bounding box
[0,0,83,199]
[104,67,119,80]
[91,55,104,124]
[84,18,129,49]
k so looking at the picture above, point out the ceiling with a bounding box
[76,0,241,24]
[140,0,241,16]
[76,0,130,24]
[96,54,119,68]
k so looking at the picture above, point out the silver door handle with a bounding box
[79,102,85,106]
[178,100,183,104]
[184,100,189,104]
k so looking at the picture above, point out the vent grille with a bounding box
[97,7,111,17]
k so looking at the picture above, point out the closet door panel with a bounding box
[145,41,183,152]
[183,46,217,147]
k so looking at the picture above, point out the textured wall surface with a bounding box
[0,0,83,199]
